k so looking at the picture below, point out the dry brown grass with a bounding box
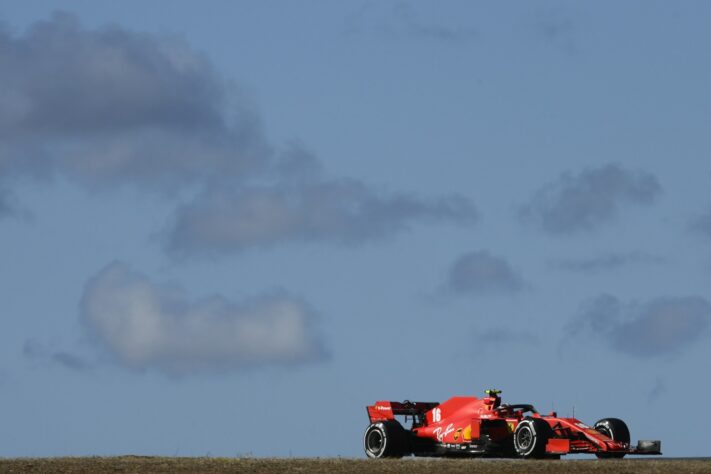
[0,457,710,474]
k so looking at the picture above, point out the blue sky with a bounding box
[1,1,710,457]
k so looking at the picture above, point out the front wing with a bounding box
[544,418,661,456]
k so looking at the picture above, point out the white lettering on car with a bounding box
[433,423,455,442]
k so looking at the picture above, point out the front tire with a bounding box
[363,421,409,458]
[513,418,552,459]
[594,418,630,459]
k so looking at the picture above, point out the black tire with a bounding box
[594,418,630,459]
[513,418,553,459]
[363,421,409,458]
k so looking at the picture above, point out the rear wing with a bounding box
[366,400,439,423]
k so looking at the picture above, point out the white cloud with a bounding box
[568,294,711,357]
[520,163,662,234]
[0,12,478,255]
[0,11,268,192]
[23,339,91,371]
[166,178,477,257]
[81,262,327,374]
[551,251,664,273]
[446,250,523,294]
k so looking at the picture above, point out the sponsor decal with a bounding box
[375,405,391,411]
[433,423,455,442]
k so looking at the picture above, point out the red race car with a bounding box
[364,389,661,459]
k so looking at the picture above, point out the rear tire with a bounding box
[513,418,553,459]
[594,418,630,459]
[363,421,409,458]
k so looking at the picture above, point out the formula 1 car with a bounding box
[364,389,661,459]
